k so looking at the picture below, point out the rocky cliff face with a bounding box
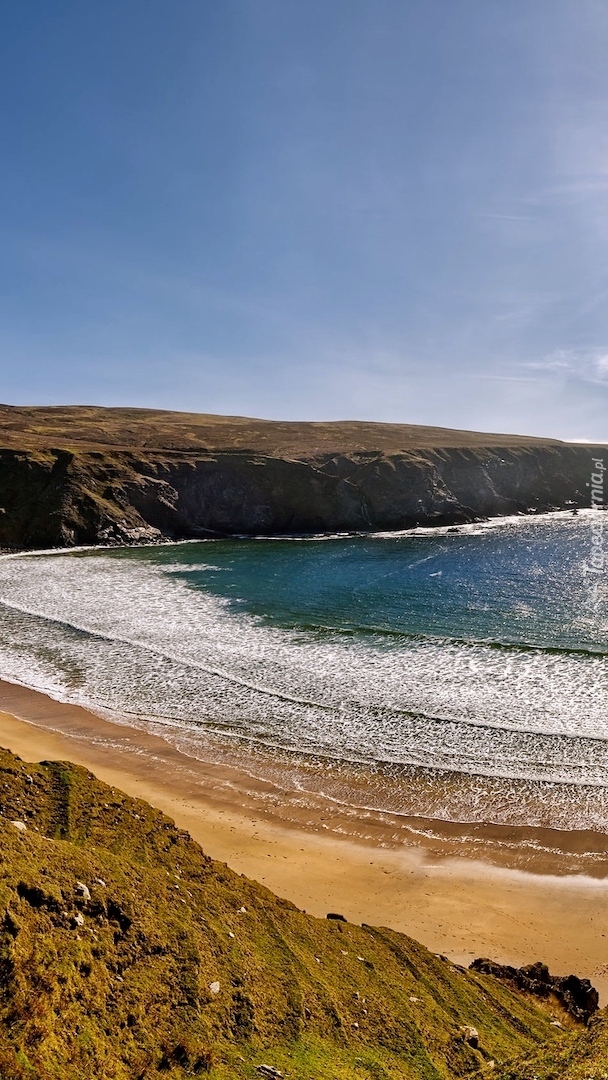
[0,405,604,548]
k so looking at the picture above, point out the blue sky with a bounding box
[2,1,608,439]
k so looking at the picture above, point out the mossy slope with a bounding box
[495,1013,608,1079]
[0,748,589,1079]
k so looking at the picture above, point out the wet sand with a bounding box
[2,677,608,1002]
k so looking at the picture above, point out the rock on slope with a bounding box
[0,746,580,1080]
[0,404,605,547]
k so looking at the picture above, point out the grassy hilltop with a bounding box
[0,404,564,455]
[0,746,605,1080]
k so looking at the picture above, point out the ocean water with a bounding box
[1,512,607,833]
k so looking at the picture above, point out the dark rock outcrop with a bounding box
[470,958,600,1024]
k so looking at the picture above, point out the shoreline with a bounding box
[0,505,595,559]
[2,677,608,1002]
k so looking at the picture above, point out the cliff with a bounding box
[0,746,586,1079]
[0,404,605,547]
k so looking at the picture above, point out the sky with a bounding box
[2,1,608,440]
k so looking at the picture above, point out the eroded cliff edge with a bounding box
[0,404,605,547]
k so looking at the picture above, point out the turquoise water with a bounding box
[0,512,607,831]
[133,519,606,653]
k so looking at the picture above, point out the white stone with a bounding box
[462,1026,479,1048]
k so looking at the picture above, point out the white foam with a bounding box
[0,534,607,830]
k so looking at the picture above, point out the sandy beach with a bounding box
[1,678,608,1002]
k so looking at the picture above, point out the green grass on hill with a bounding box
[0,747,595,1079]
[495,1013,608,1079]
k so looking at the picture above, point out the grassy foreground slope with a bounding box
[497,1015,608,1079]
[0,747,577,1080]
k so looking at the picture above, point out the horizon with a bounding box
[2,1,608,441]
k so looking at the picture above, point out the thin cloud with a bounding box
[474,374,543,383]
[525,349,608,382]
[473,213,536,222]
